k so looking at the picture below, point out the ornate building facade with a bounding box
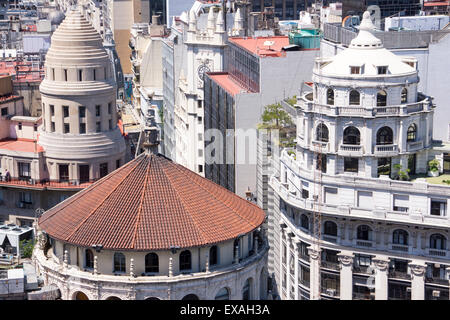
[33,152,268,300]
[268,12,450,300]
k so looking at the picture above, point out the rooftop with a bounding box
[229,36,290,57]
[208,72,248,97]
[0,138,44,153]
[39,153,265,251]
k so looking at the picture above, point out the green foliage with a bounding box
[259,103,293,130]
[428,159,440,172]
[286,96,297,106]
[19,239,34,259]
[443,179,450,185]
[394,164,410,181]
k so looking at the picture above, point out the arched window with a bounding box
[209,245,218,266]
[356,225,372,241]
[327,88,334,105]
[182,294,199,300]
[430,234,446,250]
[179,250,191,271]
[343,126,361,145]
[392,229,408,245]
[215,287,230,300]
[145,253,159,273]
[300,214,309,230]
[401,88,408,104]
[85,249,94,269]
[113,252,126,273]
[349,90,360,105]
[376,126,393,145]
[376,90,387,107]
[407,124,417,142]
[323,221,337,237]
[316,123,329,142]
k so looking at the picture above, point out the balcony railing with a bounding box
[311,140,329,152]
[356,240,373,248]
[321,286,340,298]
[299,278,310,288]
[375,144,398,154]
[353,265,374,275]
[407,140,424,152]
[425,277,449,286]
[391,244,409,253]
[320,261,340,271]
[353,292,375,300]
[388,270,412,280]
[299,254,310,263]
[428,249,447,257]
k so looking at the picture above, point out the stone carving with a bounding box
[409,264,426,277]
[372,258,389,271]
[93,256,98,275]
[307,248,321,260]
[130,258,135,277]
[168,257,173,277]
[338,254,354,267]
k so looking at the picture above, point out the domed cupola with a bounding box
[349,11,383,49]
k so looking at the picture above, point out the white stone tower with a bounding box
[39,9,126,183]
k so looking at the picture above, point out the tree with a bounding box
[19,239,34,259]
[259,103,293,130]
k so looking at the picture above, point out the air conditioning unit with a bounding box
[432,290,440,297]
[326,289,336,296]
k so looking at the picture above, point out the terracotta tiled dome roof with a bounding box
[39,154,265,250]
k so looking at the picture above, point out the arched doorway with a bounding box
[73,291,89,300]
[242,278,253,300]
[105,296,121,300]
[182,294,199,300]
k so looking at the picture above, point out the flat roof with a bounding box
[0,138,44,153]
[228,36,290,57]
[208,73,248,97]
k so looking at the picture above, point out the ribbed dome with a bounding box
[39,153,265,251]
[44,8,109,66]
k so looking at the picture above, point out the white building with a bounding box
[163,3,239,175]
[268,12,450,300]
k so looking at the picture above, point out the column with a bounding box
[307,247,321,300]
[398,120,405,152]
[293,237,300,300]
[338,252,354,300]
[279,223,285,298]
[409,261,426,300]
[373,256,389,300]
[286,228,292,299]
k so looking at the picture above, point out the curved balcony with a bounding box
[338,144,364,156]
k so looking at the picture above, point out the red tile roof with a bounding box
[208,72,248,97]
[39,153,265,250]
[229,36,290,57]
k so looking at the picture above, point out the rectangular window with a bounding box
[393,194,409,213]
[52,68,55,80]
[108,119,112,130]
[344,157,358,173]
[51,121,55,132]
[198,133,202,141]
[316,153,327,173]
[96,105,101,117]
[79,123,86,134]
[64,123,70,134]
[64,69,67,81]
[79,106,86,118]
[18,122,22,130]
[198,116,202,124]
[96,122,101,133]
[63,106,69,118]
[108,102,112,114]
[301,189,309,199]
[78,69,82,81]
[19,192,32,204]
[116,159,120,169]
[198,165,203,173]
[377,157,391,177]
[1,107,7,116]
[350,66,361,74]
[50,105,55,116]
[18,162,31,179]
[324,187,338,204]
[431,200,447,216]
[377,66,388,74]
[79,165,90,184]
[33,124,37,131]
[99,163,108,178]
[93,69,96,81]
[357,191,374,209]
[59,164,69,182]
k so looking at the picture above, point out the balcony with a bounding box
[425,277,449,286]
[321,286,340,298]
[374,144,398,156]
[338,144,363,156]
[390,244,409,253]
[389,270,411,281]
[353,265,374,275]
[407,140,424,152]
[353,292,375,300]
[355,240,374,248]
[320,260,340,271]
[427,248,447,258]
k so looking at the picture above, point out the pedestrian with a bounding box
[5,169,10,182]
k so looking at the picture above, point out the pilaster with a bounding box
[307,246,321,300]
[409,261,426,300]
[373,256,389,300]
[338,252,354,300]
